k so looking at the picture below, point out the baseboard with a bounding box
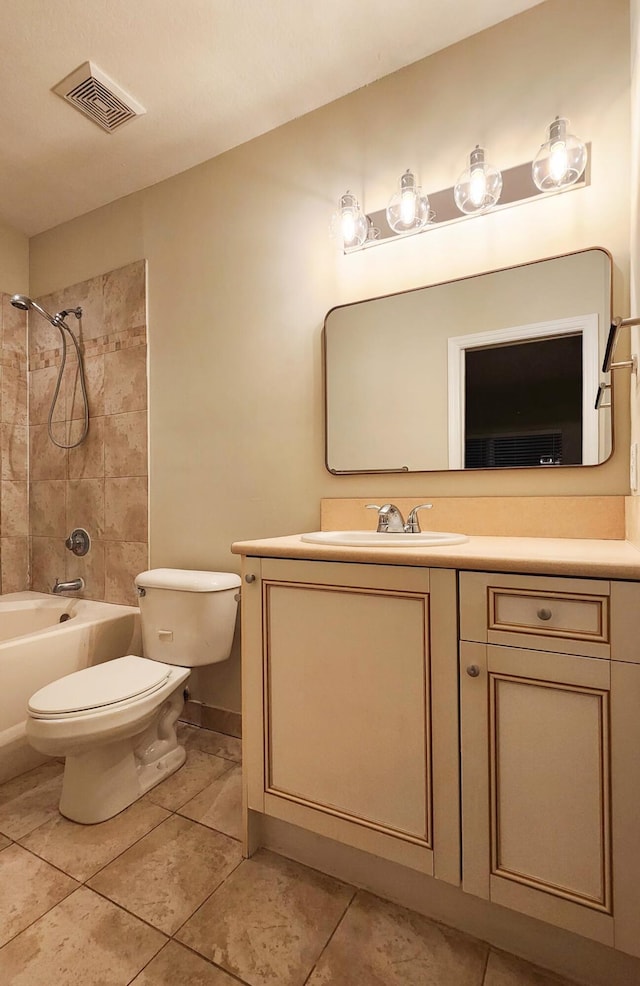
[182,699,242,738]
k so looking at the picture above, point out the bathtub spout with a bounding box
[52,578,84,594]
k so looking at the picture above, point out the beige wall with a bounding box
[28,0,631,713]
[630,0,640,526]
[0,217,29,297]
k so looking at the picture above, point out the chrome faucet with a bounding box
[52,577,85,594]
[366,503,433,534]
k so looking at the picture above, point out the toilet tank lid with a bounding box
[135,568,241,592]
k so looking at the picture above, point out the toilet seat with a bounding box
[28,655,172,717]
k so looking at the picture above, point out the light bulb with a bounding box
[386,170,432,233]
[400,187,417,225]
[532,117,587,191]
[330,191,368,249]
[469,167,487,208]
[454,146,502,215]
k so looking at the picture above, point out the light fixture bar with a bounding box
[344,145,591,253]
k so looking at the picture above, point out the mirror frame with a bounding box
[323,247,614,475]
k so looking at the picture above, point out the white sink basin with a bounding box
[300,530,469,547]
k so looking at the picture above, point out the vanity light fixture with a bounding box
[366,216,381,242]
[331,190,368,249]
[386,169,433,233]
[532,117,588,191]
[454,145,503,215]
[334,116,590,254]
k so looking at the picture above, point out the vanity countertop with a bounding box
[231,534,640,579]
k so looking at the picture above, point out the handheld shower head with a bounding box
[10,291,89,449]
[10,294,30,311]
[10,294,58,325]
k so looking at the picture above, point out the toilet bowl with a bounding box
[25,569,241,824]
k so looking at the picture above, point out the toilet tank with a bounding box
[134,568,241,667]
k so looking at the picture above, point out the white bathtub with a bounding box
[0,591,141,784]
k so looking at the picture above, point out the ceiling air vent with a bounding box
[53,62,145,133]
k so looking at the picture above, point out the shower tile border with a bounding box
[29,324,146,372]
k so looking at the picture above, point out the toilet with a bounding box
[26,568,241,824]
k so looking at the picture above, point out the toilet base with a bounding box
[58,690,187,824]
[59,741,186,824]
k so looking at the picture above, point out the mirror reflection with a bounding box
[324,248,612,473]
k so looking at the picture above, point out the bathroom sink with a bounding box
[300,530,469,547]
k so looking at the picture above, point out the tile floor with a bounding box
[0,722,580,986]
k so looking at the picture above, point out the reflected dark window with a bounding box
[464,335,582,468]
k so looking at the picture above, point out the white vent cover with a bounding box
[53,61,145,133]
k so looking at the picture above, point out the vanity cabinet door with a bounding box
[242,558,460,882]
[460,641,614,947]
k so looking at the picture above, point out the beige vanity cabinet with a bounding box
[241,557,460,883]
[459,571,640,956]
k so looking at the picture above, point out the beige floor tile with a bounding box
[0,844,78,947]
[0,885,166,986]
[177,849,355,986]
[87,814,243,935]
[179,764,242,840]
[0,761,64,839]
[130,940,241,985]
[19,798,170,881]
[0,834,11,851]
[144,748,234,812]
[483,950,577,986]
[306,890,488,986]
[179,723,242,763]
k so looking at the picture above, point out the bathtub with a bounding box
[0,591,141,784]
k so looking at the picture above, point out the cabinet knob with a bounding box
[466,665,480,678]
[537,607,552,621]
[245,574,256,583]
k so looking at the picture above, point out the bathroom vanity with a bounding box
[232,525,640,969]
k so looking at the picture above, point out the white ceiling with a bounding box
[0,0,544,236]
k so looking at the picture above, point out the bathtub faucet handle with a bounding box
[65,528,91,557]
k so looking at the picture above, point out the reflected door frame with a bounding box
[447,314,600,469]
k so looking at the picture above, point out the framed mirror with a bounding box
[324,248,612,474]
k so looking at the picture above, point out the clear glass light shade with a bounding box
[331,191,368,249]
[454,146,503,214]
[386,170,432,233]
[532,117,587,191]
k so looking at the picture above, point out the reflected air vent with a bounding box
[53,62,145,133]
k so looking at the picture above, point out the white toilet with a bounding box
[26,568,241,824]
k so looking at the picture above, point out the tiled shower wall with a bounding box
[28,260,148,605]
[0,294,28,592]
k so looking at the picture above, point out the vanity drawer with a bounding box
[460,572,610,658]
[489,587,608,642]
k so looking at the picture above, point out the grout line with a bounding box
[78,805,173,885]
[122,937,167,986]
[301,885,357,985]
[0,846,79,951]
[170,939,253,986]
[480,946,491,984]
[83,881,173,939]
[12,840,82,886]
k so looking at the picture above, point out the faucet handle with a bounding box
[368,503,407,534]
[366,504,383,532]
[405,503,433,534]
